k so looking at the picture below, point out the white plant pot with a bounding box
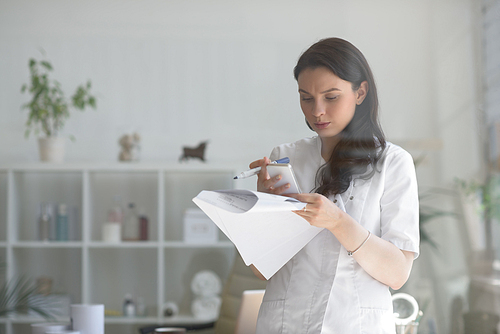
[38,137,66,163]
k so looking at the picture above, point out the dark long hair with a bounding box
[294,37,386,196]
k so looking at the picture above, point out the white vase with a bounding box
[38,137,66,163]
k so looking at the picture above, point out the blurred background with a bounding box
[0,0,499,333]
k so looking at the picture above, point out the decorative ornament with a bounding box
[118,133,141,161]
[190,270,222,319]
[179,141,208,162]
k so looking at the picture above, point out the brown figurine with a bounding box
[179,141,208,162]
[119,133,141,161]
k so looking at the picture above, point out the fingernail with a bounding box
[285,184,290,189]
[275,175,281,180]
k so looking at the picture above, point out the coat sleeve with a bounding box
[379,148,420,258]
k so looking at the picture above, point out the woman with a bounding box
[249,38,419,333]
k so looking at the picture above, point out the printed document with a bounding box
[192,189,323,279]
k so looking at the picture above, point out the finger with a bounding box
[249,158,266,169]
[287,193,317,204]
[259,174,283,193]
[269,182,291,195]
[257,157,271,182]
[292,208,312,221]
[256,157,274,192]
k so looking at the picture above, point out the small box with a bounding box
[183,208,218,244]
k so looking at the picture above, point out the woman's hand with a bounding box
[288,193,345,231]
[289,193,414,290]
[250,157,291,194]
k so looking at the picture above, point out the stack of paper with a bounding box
[192,189,323,279]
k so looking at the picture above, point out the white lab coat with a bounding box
[256,136,419,334]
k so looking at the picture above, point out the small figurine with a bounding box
[179,141,208,162]
[119,133,141,161]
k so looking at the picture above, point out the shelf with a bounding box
[12,248,82,303]
[12,241,83,248]
[0,162,236,173]
[105,314,216,324]
[164,241,233,248]
[104,316,159,324]
[89,241,159,248]
[11,170,83,242]
[163,247,234,313]
[89,171,159,242]
[87,241,233,248]
[0,163,237,332]
[2,315,70,324]
[88,248,158,314]
[0,314,212,325]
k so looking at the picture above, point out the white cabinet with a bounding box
[0,163,236,334]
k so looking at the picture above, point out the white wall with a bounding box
[0,0,483,182]
[0,0,485,332]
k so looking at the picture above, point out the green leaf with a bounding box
[40,61,53,71]
[89,96,96,108]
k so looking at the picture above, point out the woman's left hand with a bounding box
[288,193,345,230]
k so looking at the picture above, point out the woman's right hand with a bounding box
[250,157,291,194]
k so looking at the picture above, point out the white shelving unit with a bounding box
[0,163,237,334]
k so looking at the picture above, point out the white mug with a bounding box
[71,304,104,334]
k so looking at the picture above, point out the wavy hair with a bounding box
[293,38,386,196]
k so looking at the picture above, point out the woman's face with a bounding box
[297,66,367,145]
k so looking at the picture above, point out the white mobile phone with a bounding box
[266,163,302,194]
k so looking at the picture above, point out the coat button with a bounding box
[333,199,337,203]
[350,196,354,200]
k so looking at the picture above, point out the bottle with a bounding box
[123,294,136,317]
[107,195,124,224]
[56,203,69,241]
[122,203,139,241]
[38,203,52,241]
[138,207,148,241]
[103,196,123,243]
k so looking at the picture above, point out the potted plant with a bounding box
[21,58,97,163]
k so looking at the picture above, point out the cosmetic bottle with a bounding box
[38,203,52,241]
[103,195,123,243]
[123,294,136,317]
[56,203,69,241]
[138,207,148,241]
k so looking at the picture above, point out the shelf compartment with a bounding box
[89,172,158,242]
[88,248,158,316]
[164,171,233,241]
[12,248,82,304]
[11,171,82,242]
[163,247,235,315]
[0,172,6,241]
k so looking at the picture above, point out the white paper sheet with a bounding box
[192,189,323,279]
